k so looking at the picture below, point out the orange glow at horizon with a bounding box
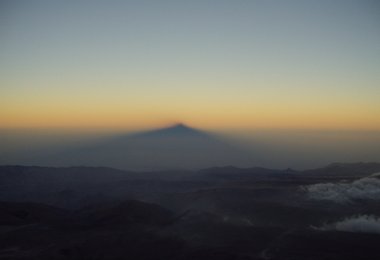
[2,100,380,131]
[1,1,380,133]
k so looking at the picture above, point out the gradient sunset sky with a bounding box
[1,0,379,131]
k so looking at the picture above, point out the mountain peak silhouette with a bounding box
[170,123,189,130]
[48,123,253,170]
[137,123,206,138]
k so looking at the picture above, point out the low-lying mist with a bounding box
[314,215,380,234]
[303,174,380,203]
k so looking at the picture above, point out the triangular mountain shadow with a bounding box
[135,123,204,137]
[50,124,255,170]
[108,123,213,143]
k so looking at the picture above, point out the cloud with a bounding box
[370,172,380,177]
[303,174,380,203]
[314,215,380,234]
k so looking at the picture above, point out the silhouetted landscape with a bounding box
[1,125,380,259]
[1,162,380,259]
[2,1,380,259]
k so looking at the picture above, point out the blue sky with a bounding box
[1,0,379,130]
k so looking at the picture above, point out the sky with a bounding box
[1,0,380,131]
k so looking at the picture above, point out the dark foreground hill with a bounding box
[1,199,380,260]
[1,162,380,259]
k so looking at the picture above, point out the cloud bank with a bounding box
[304,174,380,203]
[315,215,380,234]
